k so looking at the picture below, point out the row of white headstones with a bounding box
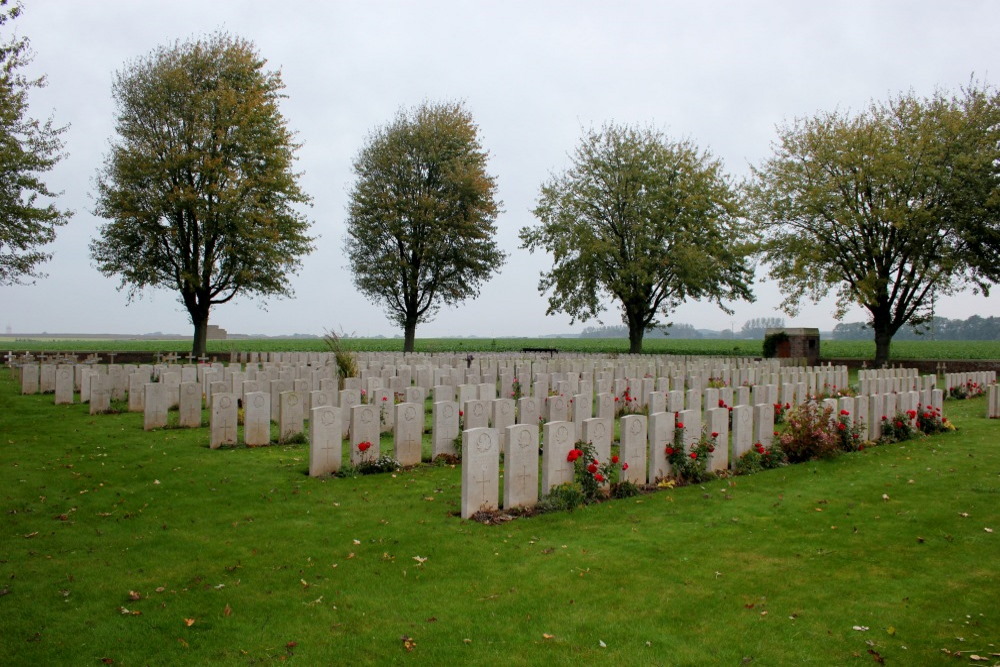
[13,359,997,519]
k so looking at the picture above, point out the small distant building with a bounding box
[764,327,819,365]
[206,325,228,340]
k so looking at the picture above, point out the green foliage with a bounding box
[879,411,917,443]
[322,329,357,390]
[948,379,985,399]
[536,481,586,512]
[749,83,1000,365]
[666,422,716,484]
[520,123,755,353]
[761,331,789,358]
[355,455,401,475]
[777,402,843,462]
[89,32,314,357]
[343,101,504,352]
[734,441,787,475]
[0,0,71,285]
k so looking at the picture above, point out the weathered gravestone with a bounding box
[143,383,167,430]
[54,366,74,404]
[244,391,271,446]
[620,414,647,484]
[279,391,305,443]
[178,382,202,428]
[394,402,423,466]
[647,411,673,482]
[541,421,575,494]
[581,417,612,465]
[210,393,238,449]
[504,424,539,509]
[350,404,380,465]
[309,405,342,476]
[432,400,459,458]
[461,427,499,519]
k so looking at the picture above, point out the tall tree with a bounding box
[519,124,755,354]
[748,84,1000,366]
[0,0,70,285]
[344,101,504,352]
[740,316,785,339]
[90,32,313,356]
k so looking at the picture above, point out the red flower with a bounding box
[676,422,685,429]
[773,431,779,436]
[894,421,903,428]
[665,447,675,455]
[708,446,715,452]
[881,415,888,421]
[622,463,629,471]
[382,396,388,401]
[906,410,917,419]
[840,409,849,416]
[566,449,582,463]
[784,403,791,409]
[710,432,719,438]
[858,444,865,451]
[587,462,599,474]
[689,452,698,459]
[614,396,619,402]
[594,473,605,483]
[837,422,846,431]
[718,399,725,407]
[459,410,464,417]
[358,441,372,452]
[611,455,619,464]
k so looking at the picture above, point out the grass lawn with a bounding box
[1,369,998,664]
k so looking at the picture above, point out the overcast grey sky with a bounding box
[2,0,998,338]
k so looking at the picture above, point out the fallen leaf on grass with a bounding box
[223,604,232,617]
[959,512,969,518]
[881,494,890,502]
[183,618,195,627]
[599,640,607,648]
[853,625,869,631]
[413,556,427,565]
[23,532,38,539]
[401,635,416,652]
[985,528,994,533]
[127,590,141,601]
[542,633,555,640]
[867,648,885,664]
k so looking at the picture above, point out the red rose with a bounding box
[594,473,605,483]
[708,446,715,452]
[718,399,725,407]
[611,455,619,464]
[840,409,849,416]
[665,447,675,455]
[676,422,684,429]
[895,421,903,428]
[711,432,719,438]
[689,452,698,459]
[587,462,599,474]
[622,463,629,471]
[837,422,846,431]
[459,410,464,417]
[358,441,371,452]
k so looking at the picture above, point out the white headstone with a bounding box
[309,405,342,476]
[461,427,500,519]
[503,424,539,509]
[244,391,271,446]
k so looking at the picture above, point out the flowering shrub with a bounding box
[773,402,791,425]
[734,441,787,475]
[566,441,637,503]
[707,377,728,389]
[510,377,523,401]
[615,386,639,417]
[834,409,866,452]
[949,380,983,400]
[916,404,951,435]
[665,422,715,484]
[354,440,400,474]
[879,411,916,443]
[777,402,842,462]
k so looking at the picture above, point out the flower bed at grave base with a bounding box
[465,401,958,525]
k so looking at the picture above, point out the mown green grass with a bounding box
[1,370,998,664]
[4,336,1000,359]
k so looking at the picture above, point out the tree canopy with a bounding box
[748,84,1000,366]
[343,101,504,352]
[519,124,755,353]
[90,32,313,356]
[0,0,70,285]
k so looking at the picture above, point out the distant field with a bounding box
[2,337,999,359]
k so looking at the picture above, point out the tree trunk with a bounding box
[403,316,417,354]
[191,310,210,359]
[873,328,893,368]
[625,307,645,354]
